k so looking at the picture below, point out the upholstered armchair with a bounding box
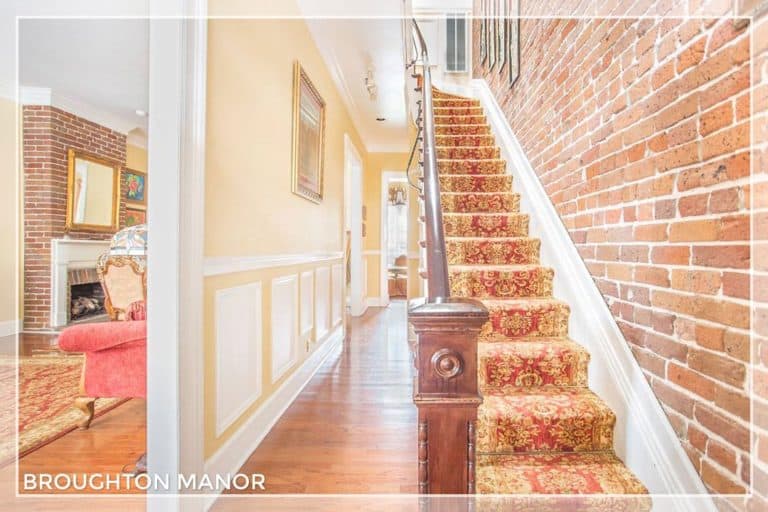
[97,224,147,320]
[58,303,146,428]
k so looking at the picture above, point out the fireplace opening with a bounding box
[70,282,106,322]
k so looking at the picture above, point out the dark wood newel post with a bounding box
[409,297,489,494]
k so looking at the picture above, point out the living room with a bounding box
[0,16,150,488]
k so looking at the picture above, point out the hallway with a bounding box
[226,301,417,494]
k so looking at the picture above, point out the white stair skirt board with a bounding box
[203,324,343,510]
[463,79,712,506]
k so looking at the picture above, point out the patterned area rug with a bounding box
[431,89,649,497]
[0,354,127,465]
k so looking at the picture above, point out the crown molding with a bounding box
[19,85,146,135]
[0,80,15,101]
[126,130,148,149]
[19,86,51,105]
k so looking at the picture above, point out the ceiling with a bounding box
[298,0,410,152]
[19,17,149,137]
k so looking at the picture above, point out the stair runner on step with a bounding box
[429,88,650,497]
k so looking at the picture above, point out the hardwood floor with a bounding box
[2,301,417,508]
[0,331,146,503]
[220,301,417,498]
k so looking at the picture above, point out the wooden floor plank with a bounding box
[220,301,417,499]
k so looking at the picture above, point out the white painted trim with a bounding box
[271,274,299,384]
[204,252,343,277]
[0,319,21,337]
[146,0,208,503]
[0,80,14,101]
[365,297,388,308]
[19,86,50,105]
[380,170,407,308]
[473,78,712,507]
[177,5,208,505]
[345,134,366,317]
[19,86,145,135]
[214,282,262,437]
[203,325,343,510]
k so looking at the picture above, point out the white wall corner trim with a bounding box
[0,319,21,337]
[203,252,344,277]
[300,270,314,341]
[203,325,343,510]
[472,78,712,508]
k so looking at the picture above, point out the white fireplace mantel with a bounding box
[50,238,110,327]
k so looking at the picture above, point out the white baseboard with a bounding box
[473,79,712,508]
[0,319,21,338]
[203,325,343,509]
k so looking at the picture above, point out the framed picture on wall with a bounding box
[124,169,147,206]
[498,0,506,71]
[488,0,496,69]
[479,0,487,64]
[507,0,521,87]
[292,61,326,203]
[125,206,146,227]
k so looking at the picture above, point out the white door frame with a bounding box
[380,170,407,306]
[344,134,365,317]
[147,0,207,508]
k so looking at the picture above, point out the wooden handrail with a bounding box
[405,19,489,495]
[409,19,450,302]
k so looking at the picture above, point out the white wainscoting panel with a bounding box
[315,266,330,341]
[271,275,298,383]
[215,282,263,437]
[300,270,314,342]
[331,263,343,327]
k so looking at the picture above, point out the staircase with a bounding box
[429,88,649,496]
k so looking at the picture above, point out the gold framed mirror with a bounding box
[291,61,326,203]
[65,148,121,232]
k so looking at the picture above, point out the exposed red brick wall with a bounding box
[472,0,765,505]
[23,106,127,329]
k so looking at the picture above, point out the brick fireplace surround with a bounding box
[23,106,128,329]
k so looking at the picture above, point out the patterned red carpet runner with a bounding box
[432,89,649,496]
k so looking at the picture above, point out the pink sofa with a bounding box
[58,313,146,428]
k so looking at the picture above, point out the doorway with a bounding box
[380,171,409,302]
[344,135,365,317]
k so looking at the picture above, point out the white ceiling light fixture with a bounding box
[364,66,377,101]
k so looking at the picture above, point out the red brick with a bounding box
[699,102,733,137]
[692,245,749,269]
[721,272,749,299]
[670,269,721,294]
[668,363,715,400]
[678,193,709,216]
[651,246,690,265]
[695,405,750,451]
[688,349,746,387]
[709,187,741,213]
[669,219,719,242]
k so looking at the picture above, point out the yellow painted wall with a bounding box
[205,16,366,257]
[126,143,147,172]
[203,10,369,459]
[0,98,19,327]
